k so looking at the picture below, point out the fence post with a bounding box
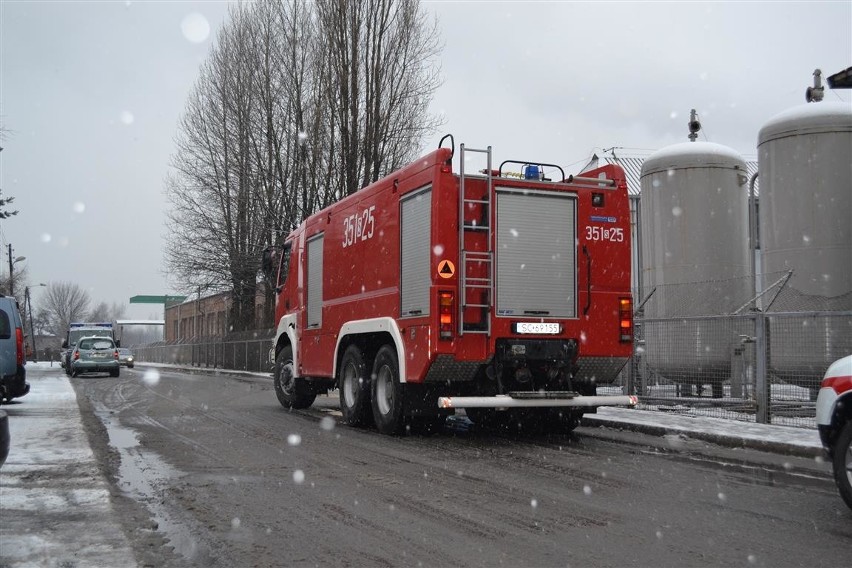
[755,311,770,424]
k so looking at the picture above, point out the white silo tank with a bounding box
[758,101,852,388]
[640,141,751,396]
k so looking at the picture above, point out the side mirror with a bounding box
[261,246,276,281]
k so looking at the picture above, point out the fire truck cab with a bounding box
[265,137,637,434]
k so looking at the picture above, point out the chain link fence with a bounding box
[133,329,275,374]
[627,273,852,428]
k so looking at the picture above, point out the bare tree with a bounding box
[0,124,17,220]
[88,301,126,323]
[32,307,52,336]
[165,3,262,331]
[0,264,28,299]
[316,0,442,198]
[165,0,442,331]
[39,281,91,336]
[0,188,18,220]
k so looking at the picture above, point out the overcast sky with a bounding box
[1,0,850,320]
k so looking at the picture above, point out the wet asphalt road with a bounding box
[69,366,851,568]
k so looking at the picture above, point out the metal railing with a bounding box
[624,308,851,428]
[133,329,275,374]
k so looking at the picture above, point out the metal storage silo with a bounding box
[640,139,752,396]
[757,101,852,389]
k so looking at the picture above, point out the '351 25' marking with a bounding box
[343,206,376,248]
[584,225,624,242]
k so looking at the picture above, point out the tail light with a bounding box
[439,291,455,340]
[15,327,25,366]
[619,297,633,342]
[114,350,119,360]
[73,350,80,360]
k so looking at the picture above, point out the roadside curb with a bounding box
[138,362,271,381]
[581,415,823,459]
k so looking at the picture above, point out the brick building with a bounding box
[164,289,272,341]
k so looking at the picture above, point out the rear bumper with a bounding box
[1,366,30,400]
[439,394,638,409]
[72,361,120,374]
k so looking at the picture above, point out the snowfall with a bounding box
[0,362,826,567]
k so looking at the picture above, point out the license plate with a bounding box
[513,322,561,335]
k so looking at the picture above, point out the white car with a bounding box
[816,354,852,510]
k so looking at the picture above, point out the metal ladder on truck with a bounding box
[458,144,493,335]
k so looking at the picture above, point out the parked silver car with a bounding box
[70,336,120,378]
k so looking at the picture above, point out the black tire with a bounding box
[371,345,405,435]
[409,416,447,436]
[465,408,502,430]
[832,419,852,511]
[546,409,582,434]
[338,345,372,426]
[0,410,10,468]
[504,409,548,435]
[273,345,316,409]
[110,368,120,378]
[128,363,134,369]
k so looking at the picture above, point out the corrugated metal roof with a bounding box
[582,152,758,196]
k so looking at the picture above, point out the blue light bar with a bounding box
[524,164,540,180]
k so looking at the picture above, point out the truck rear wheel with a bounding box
[465,408,503,430]
[339,345,372,427]
[833,419,852,510]
[547,409,582,434]
[371,345,405,435]
[274,346,316,409]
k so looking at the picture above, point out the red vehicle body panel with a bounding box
[271,145,633,397]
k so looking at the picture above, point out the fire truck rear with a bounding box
[264,136,637,434]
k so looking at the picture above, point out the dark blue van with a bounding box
[0,294,30,402]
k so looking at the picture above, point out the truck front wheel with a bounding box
[339,345,372,427]
[833,419,852,510]
[274,346,316,409]
[372,345,405,435]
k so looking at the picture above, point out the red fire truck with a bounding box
[264,136,637,434]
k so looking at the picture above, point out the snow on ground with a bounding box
[0,361,827,566]
[0,367,137,567]
[589,407,822,451]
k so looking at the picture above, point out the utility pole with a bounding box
[7,244,12,295]
[7,244,25,297]
[25,286,32,358]
[25,284,46,362]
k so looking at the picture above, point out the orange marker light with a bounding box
[439,291,454,340]
[619,297,633,342]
